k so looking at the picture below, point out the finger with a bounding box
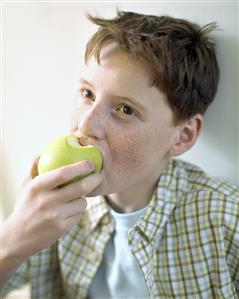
[52,173,102,203]
[60,197,87,219]
[33,160,95,190]
[63,212,84,231]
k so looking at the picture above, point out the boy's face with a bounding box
[71,43,179,198]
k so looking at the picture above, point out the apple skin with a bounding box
[37,134,103,184]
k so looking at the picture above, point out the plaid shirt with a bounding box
[2,158,239,299]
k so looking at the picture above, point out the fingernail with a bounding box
[81,198,87,209]
[87,161,95,170]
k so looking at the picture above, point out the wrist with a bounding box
[1,218,27,264]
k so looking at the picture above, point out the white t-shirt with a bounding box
[88,205,150,299]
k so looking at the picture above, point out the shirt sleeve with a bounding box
[0,259,30,298]
[223,190,239,296]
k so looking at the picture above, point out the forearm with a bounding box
[0,220,26,287]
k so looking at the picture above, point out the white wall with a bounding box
[2,1,239,220]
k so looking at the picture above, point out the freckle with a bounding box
[120,141,141,166]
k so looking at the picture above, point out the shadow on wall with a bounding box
[181,31,239,186]
[204,31,238,181]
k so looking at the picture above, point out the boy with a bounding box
[1,10,239,299]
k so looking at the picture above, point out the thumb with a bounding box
[21,155,40,188]
[30,155,40,179]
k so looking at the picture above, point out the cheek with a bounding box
[112,125,174,170]
[109,129,154,174]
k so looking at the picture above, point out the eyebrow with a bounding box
[79,78,146,111]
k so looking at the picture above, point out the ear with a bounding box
[170,114,204,156]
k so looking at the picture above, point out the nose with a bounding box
[75,104,106,141]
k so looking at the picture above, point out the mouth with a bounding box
[67,135,97,151]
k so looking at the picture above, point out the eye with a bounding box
[80,88,95,101]
[119,105,137,116]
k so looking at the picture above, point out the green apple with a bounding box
[37,134,103,183]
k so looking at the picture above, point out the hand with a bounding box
[3,156,102,261]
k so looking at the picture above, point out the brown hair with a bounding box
[85,10,220,123]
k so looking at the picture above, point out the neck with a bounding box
[106,157,171,213]
[106,166,165,213]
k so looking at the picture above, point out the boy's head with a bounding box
[85,10,219,124]
[71,11,220,201]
